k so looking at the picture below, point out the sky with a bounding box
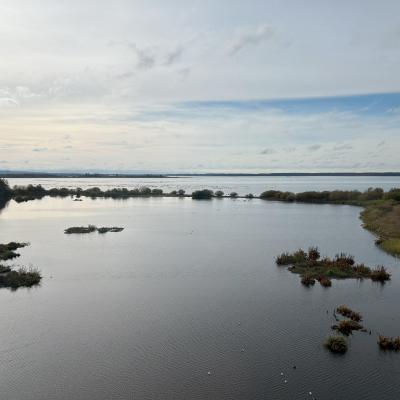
[0,0,400,173]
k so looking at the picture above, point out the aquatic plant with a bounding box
[378,335,400,351]
[97,227,124,233]
[370,266,391,282]
[324,335,348,353]
[301,274,315,286]
[275,248,391,286]
[332,319,363,335]
[318,276,332,287]
[336,305,362,322]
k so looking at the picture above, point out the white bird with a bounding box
[207,371,211,375]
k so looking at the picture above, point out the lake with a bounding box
[0,178,399,399]
[7,175,400,196]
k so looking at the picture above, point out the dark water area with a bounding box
[0,196,399,400]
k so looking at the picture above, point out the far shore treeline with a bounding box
[0,178,399,256]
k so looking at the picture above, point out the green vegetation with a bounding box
[332,319,363,335]
[64,225,124,234]
[0,242,29,261]
[275,247,391,286]
[230,192,238,198]
[324,335,348,353]
[378,335,400,351]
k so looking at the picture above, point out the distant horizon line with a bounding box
[1,171,400,178]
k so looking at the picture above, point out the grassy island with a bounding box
[276,247,390,286]
[0,242,29,261]
[64,225,124,234]
[0,242,41,289]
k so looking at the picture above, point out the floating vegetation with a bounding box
[332,319,363,336]
[275,247,391,286]
[324,335,348,353]
[64,225,124,234]
[378,335,400,351]
[0,242,29,261]
[336,305,362,322]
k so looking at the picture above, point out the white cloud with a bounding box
[229,24,274,55]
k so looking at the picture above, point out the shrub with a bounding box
[64,225,97,234]
[325,336,347,353]
[245,193,254,199]
[215,190,224,197]
[230,192,238,198]
[151,188,163,196]
[308,246,320,261]
[192,189,213,200]
[178,189,185,196]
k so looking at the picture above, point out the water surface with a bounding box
[0,196,399,400]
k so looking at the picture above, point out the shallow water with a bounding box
[0,196,399,400]
[8,175,400,196]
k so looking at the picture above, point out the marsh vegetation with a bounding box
[275,247,391,285]
[64,225,124,234]
[324,336,348,353]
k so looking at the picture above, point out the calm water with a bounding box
[0,195,399,400]
[8,175,400,195]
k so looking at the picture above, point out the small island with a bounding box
[275,247,390,286]
[0,242,42,289]
[64,225,124,234]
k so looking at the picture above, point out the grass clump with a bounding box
[332,319,363,335]
[275,247,391,286]
[97,227,124,233]
[370,266,391,282]
[378,335,400,351]
[336,305,362,322]
[325,335,348,353]
[301,274,315,286]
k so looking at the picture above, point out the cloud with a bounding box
[333,143,353,151]
[260,148,276,155]
[230,24,274,55]
[129,44,156,70]
[164,47,183,66]
[307,144,321,151]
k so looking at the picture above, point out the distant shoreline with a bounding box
[1,172,400,179]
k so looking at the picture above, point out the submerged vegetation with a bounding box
[275,247,391,286]
[324,336,348,353]
[64,225,124,234]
